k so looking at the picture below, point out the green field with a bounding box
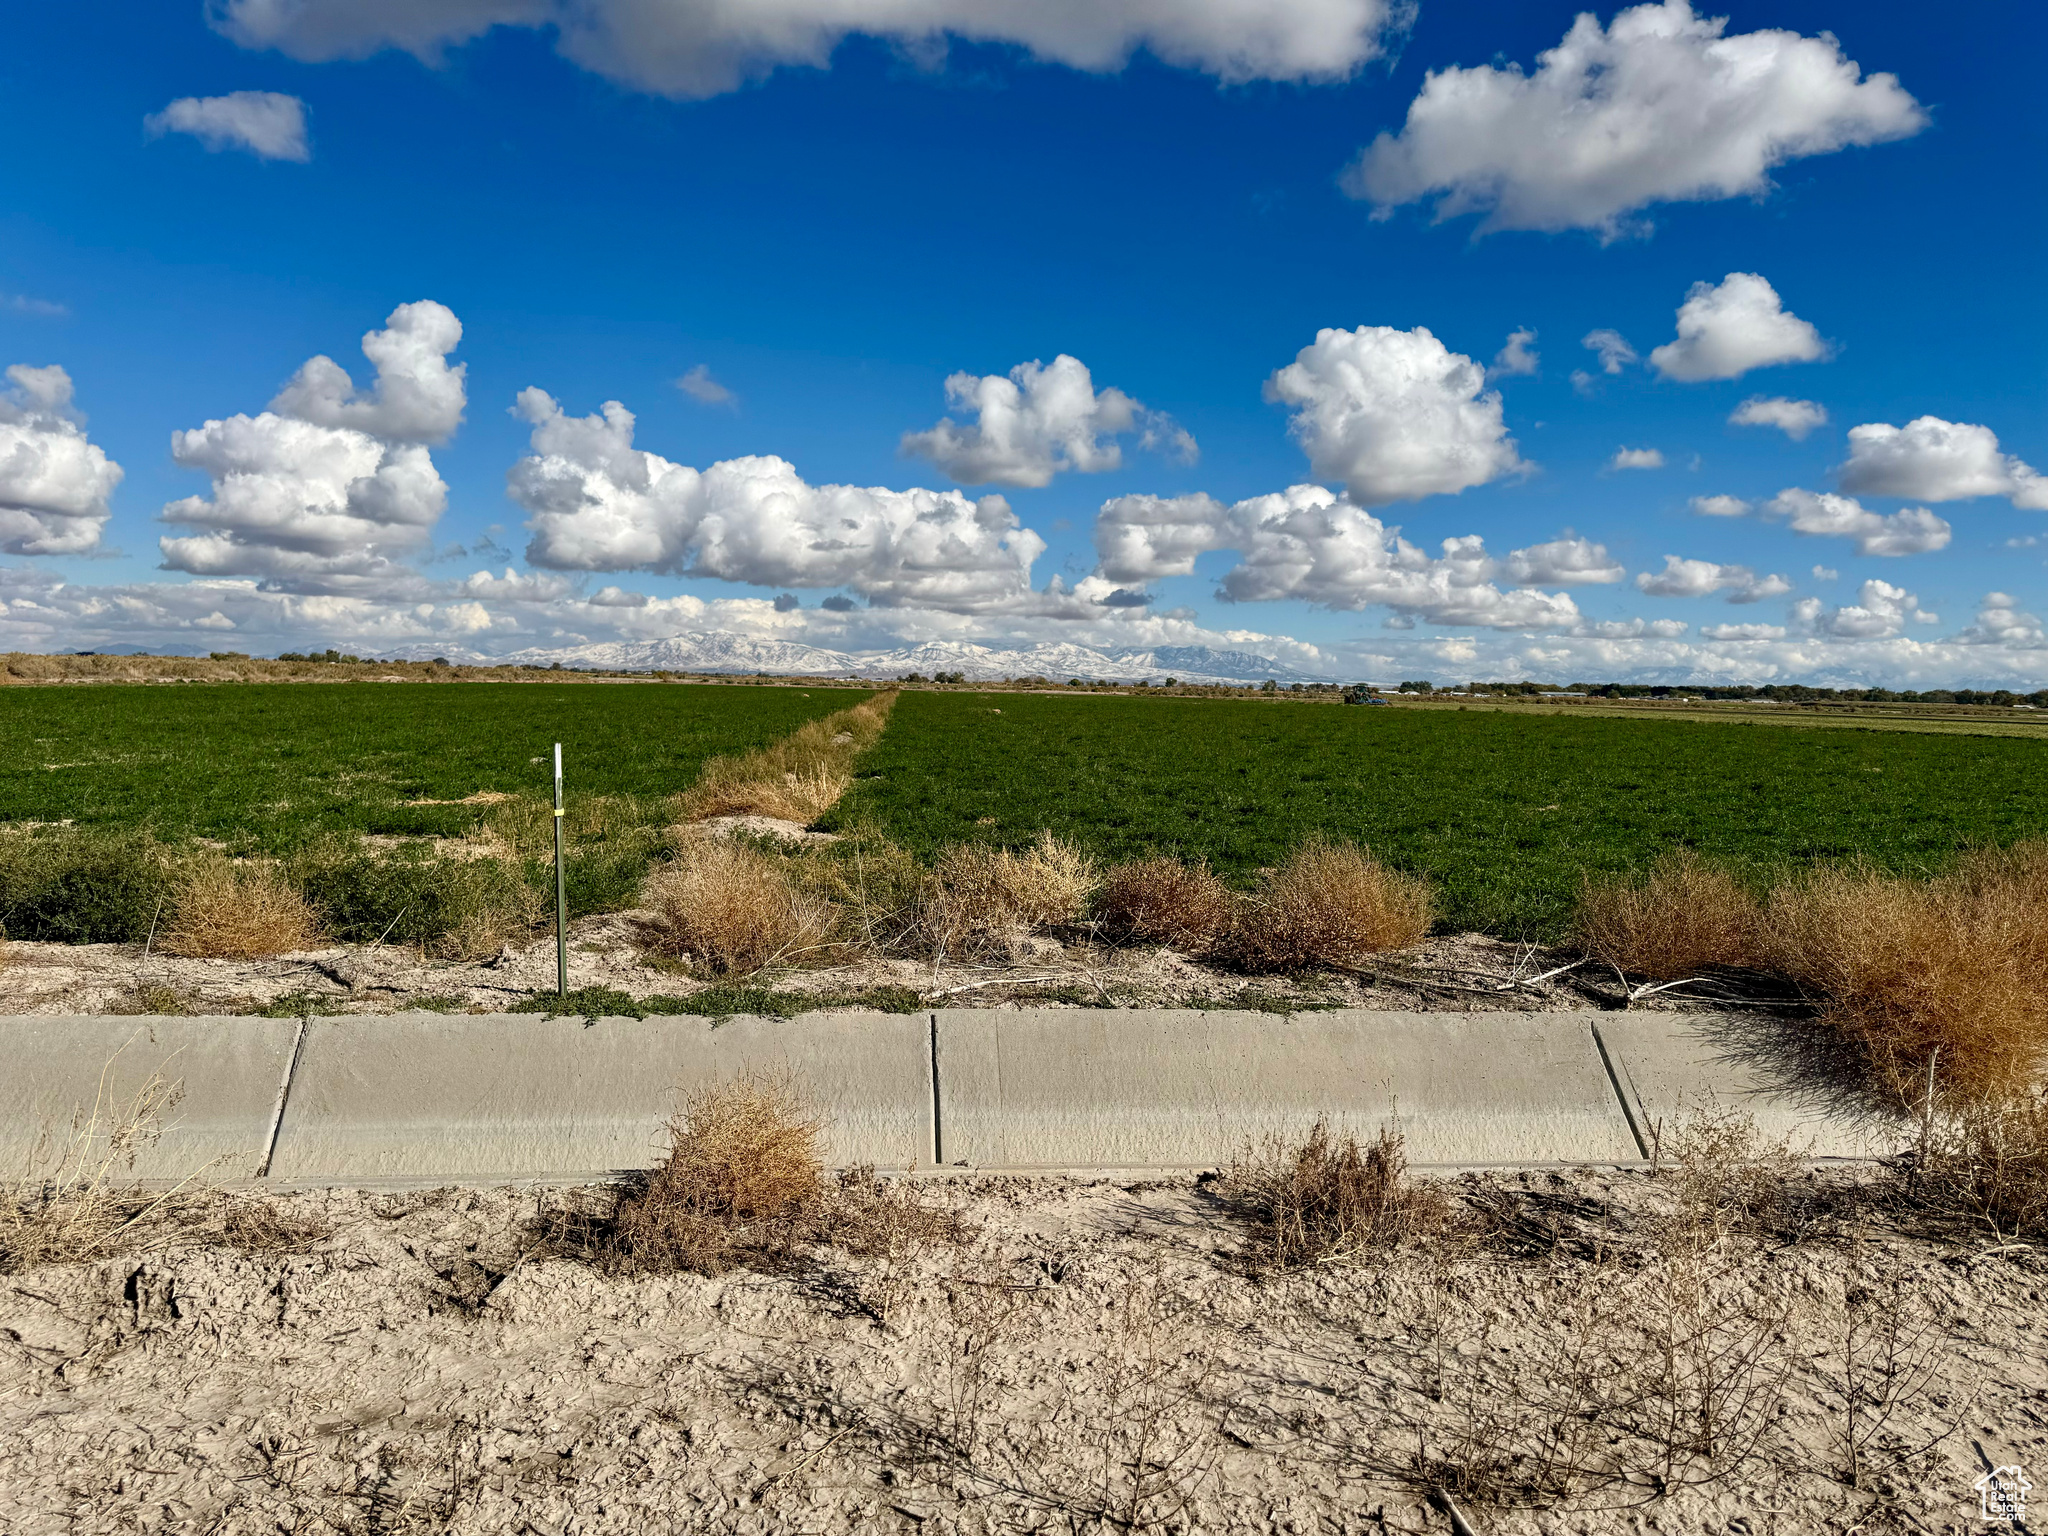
[0,682,865,851]
[825,690,2048,937]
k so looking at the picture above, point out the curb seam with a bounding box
[256,1017,310,1179]
[1588,1019,1650,1161]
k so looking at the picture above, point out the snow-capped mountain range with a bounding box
[378,633,1336,686]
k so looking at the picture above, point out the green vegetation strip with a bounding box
[0,681,866,848]
[826,689,2048,939]
[510,984,927,1019]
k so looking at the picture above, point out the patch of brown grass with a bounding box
[1762,846,2048,1105]
[1574,850,1762,981]
[1223,1120,1456,1270]
[1095,856,1235,951]
[1,1060,326,1273]
[678,691,897,823]
[157,854,321,959]
[1223,837,1432,971]
[920,832,1096,958]
[639,839,837,974]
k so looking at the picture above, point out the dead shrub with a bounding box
[1223,837,1431,971]
[1574,850,1762,980]
[605,1069,825,1274]
[1094,856,1234,951]
[1655,1103,1803,1247]
[678,691,897,823]
[1223,1119,1456,1270]
[1921,1089,2048,1239]
[157,854,321,959]
[639,839,837,974]
[546,1071,964,1278]
[1762,849,2048,1106]
[921,832,1096,958]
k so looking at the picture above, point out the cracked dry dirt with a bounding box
[3,1171,2044,1534]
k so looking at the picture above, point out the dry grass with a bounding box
[1222,1119,1457,1270]
[639,839,837,974]
[1574,850,1763,981]
[1573,842,2048,1108]
[1094,856,1235,951]
[157,854,321,959]
[678,691,898,823]
[1762,846,2048,1105]
[1921,1090,2048,1239]
[920,832,1097,959]
[548,1070,964,1276]
[1223,837,1432,971]
[1,1057,325,1273]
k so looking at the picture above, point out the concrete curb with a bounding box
[2,1008,1910,1185]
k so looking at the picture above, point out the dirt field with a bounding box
[3,1165,2040,1534]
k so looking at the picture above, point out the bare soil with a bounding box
[2,1169,2040,1533]
[0,921,1753,1017]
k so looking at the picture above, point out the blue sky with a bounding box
[1,0,2044,683]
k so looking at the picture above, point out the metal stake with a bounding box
[553,741,567,998]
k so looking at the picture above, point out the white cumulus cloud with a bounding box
[1487,328,1538,380]
[1500,535,1625,586]
[212,0,1411,99]
[268,301,466,441]
[901,354,1192,488]
[1699,622,1785,640]
[1954,593,2047,649]
[1343,0,1925,238]
[1264,326,1524,506]
[1690,494,1751,517]
[512,388,1046,612]
[1581,329,1637,375]
[1762,489,1951,557]
[1840,416,2048,509]
[1648,273,1828,382]
[1791,578,1932,640]
[0,365,124,556]
[1635,556,1791,602]
[1729,395,1827,440]
[1610,447,1664,470]
[158,301,466,586]
[1092,484,1594,628]
[676,364,735,406]
[145,91,310,161]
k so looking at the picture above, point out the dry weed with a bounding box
[1574,850,1762,980]
[639,838,837,974]
[921,832,1096,959]
[602,1069,826,1274]
[1094,856,1235,951]
[1224,837,1432,971]
[1,1057,326,1272]
[678,690,897,822]
[547,1071,963,1277]
[156,853,321,959]
[1653,1101,1803,1244]
[1763,848,2048,1105]
[1223,1119,1457,1270]
[1921,1089,2048,1238]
